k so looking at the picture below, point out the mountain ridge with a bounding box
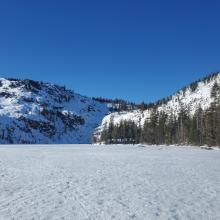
[0,72,219,145]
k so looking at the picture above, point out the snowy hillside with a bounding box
[94,72,220,141]
[0,78,109,144]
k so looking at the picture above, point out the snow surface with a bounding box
[0,145,220,220]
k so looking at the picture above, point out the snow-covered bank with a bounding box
[136,144,220,150]
[0,145,220,219]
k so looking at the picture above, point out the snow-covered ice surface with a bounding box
[0,145,220,220]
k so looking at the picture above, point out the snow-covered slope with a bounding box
[0,78,109,144]
[94,72,220,140]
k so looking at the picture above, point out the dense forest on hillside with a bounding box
[97,81,220,147]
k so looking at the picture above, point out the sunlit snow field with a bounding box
[0,145,220,220]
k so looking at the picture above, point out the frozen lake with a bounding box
[0,145,220,220]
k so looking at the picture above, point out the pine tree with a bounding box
[178,104,190,144]
[165,114,178,145]
[211,82,220,101]
[204,107,216,146]
[157,112,167,144]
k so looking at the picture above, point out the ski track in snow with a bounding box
[0,145,220,220]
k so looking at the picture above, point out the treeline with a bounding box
[92,97,137,111]
[142,72,220,110]
[93,72,220,112]
[98,82,220,147]
[92,97,169,111]
[186,72,220,92]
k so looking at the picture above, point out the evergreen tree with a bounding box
[157,112,167,144]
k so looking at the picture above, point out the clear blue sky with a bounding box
[0,0,219,103]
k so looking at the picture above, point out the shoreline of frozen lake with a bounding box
[0,145,220,220]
